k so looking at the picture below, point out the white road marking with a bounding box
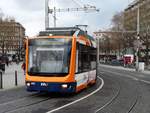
[46,76,104,113]
[99,72,105,74]
[104,70,139,81]
[140,79,150,84]
[103,69,150,85]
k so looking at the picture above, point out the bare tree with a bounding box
[110,12,125,55]
[111,11,124,31]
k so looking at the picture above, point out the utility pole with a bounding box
[45,0,99,28]
[135,0,140,71]
[45,0,49,30]
[97,36,100,68]
[53,7,56,28]
[94,33,101,75]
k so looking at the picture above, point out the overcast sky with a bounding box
[0,0,134,36]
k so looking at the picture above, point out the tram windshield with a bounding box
[28,38,72,76]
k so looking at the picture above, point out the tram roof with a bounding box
[39,27,80,36]
[39,27,94,40]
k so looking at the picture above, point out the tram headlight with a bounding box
[26,82,30,86]
[31,82,35,85]
[61,84,68,89]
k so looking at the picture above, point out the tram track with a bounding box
[0,87,39,104]
[0,77,103,113]
[98,67,141,113]
[4,96,51,113]
[1,66,149,113]
[51,74,120,113]
[1,76,104,113]
[127,93,139,113]
[0,92,52,113]
[95,74,121,113]
[0,92,43,106]
[95,69,140,113]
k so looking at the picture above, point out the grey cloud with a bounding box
[0,0,131,36]
[15,0,44,11]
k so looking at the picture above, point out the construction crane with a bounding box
[45,0,99,29]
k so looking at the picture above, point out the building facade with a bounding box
[124,0,150,64]
[124,0,150,33]
[0,19,25,55]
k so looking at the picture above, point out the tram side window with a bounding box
[78,44,89,72]
[78,44,96,73]
[90,48,96,70]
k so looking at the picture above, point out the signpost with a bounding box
[0,71,3,89]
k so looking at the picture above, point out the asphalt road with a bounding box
[0,65,150,113]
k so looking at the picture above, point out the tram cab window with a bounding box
[28,38,72,76]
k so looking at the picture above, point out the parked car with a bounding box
[111,59,122,66]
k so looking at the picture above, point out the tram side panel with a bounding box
[75,43,97,92]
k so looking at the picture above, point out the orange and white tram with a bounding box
[25,27,97,93]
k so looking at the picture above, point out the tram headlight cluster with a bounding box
[61,84,68,89]
[26,82,36,86]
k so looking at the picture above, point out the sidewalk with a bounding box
[0,62,25,90]
[99,63,150,75]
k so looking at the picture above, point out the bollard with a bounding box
[0,71,3,89]
[15,70,18,86]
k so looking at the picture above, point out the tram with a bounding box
[25,27,97,93]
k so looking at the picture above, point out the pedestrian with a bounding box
[21,62,25,75]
